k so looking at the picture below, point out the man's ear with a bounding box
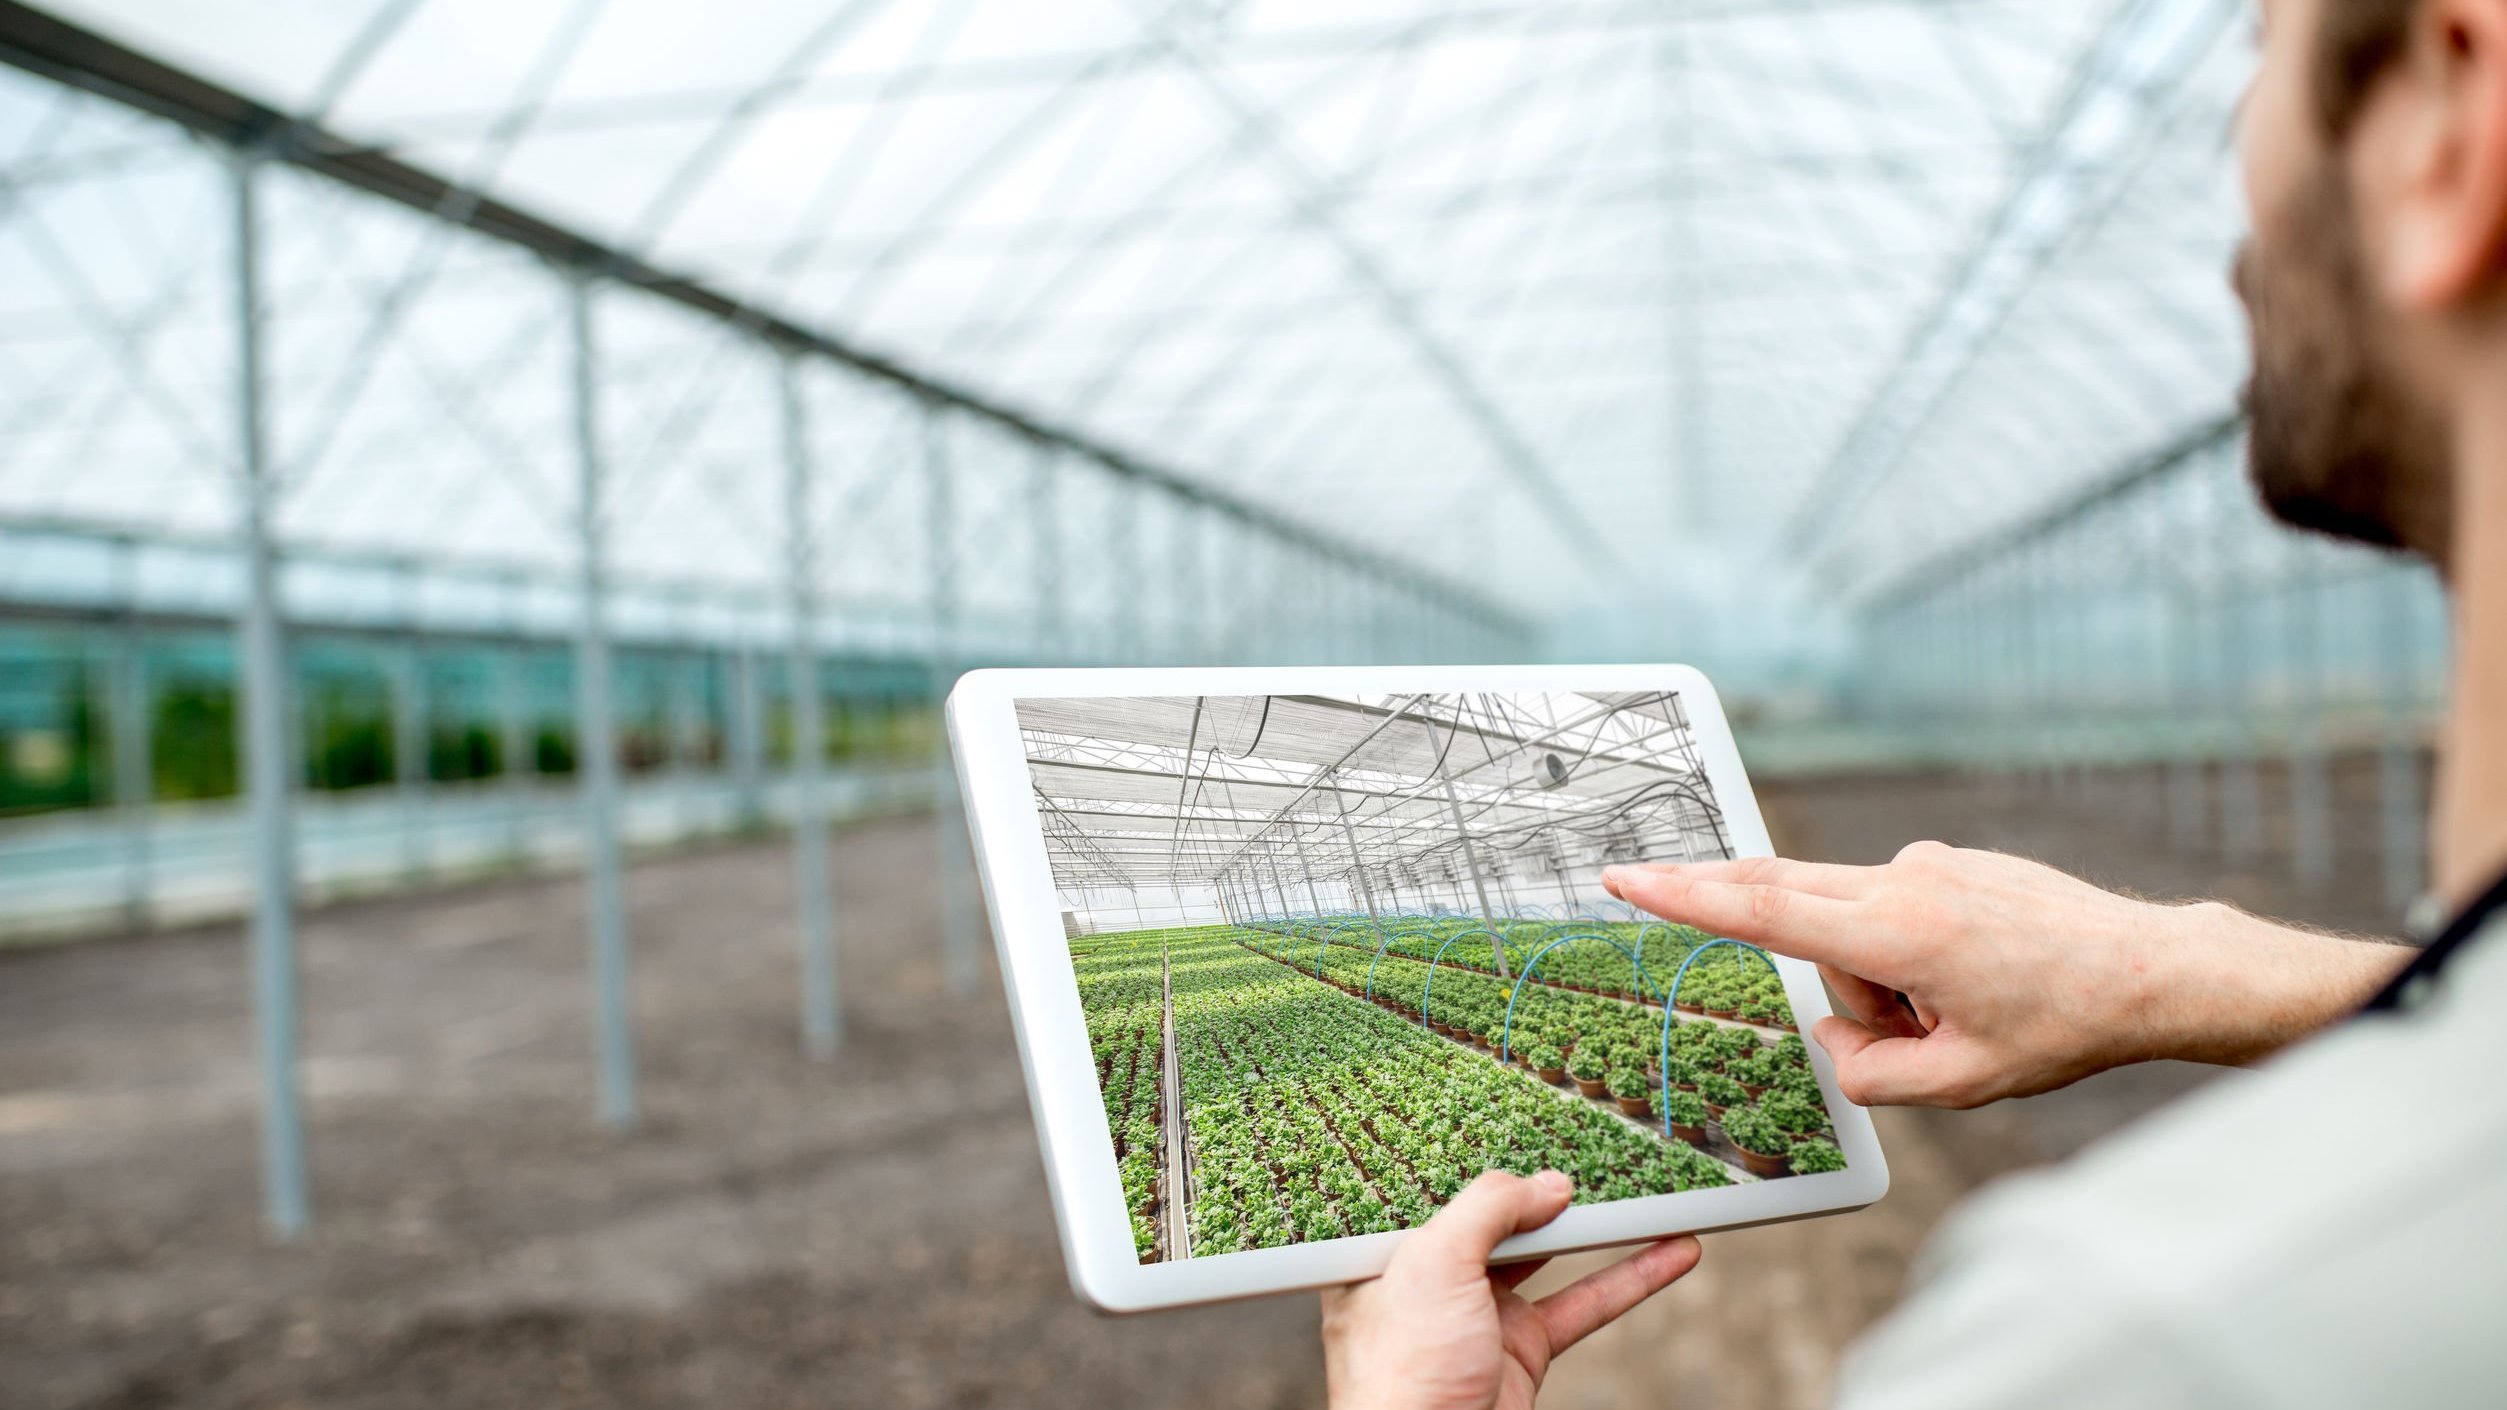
[2374,0,2507,310]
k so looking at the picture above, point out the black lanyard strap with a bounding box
[2362,866,2507,1013]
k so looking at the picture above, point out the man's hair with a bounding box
[2317,0,2422,133]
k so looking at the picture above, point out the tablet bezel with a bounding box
[947,664,1890,1313]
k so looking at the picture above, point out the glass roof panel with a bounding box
[4,0,2256,634]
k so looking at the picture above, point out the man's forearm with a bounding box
[2135,904,2413,1068]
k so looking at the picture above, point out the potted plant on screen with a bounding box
[1607,1066,1653,1120]
[1661,1086,1710,1145]
[1789,1139,1847,1174]
[1721,1106,1794,1178]
[1664,1052,1703,1093]
[1697,1072,1746,1117]
[1570,1050,1609,1099]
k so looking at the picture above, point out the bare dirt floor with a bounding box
[1,764,2418,1410]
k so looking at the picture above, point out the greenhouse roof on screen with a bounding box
[0,0,2253,650]
[1017,691,1730,893]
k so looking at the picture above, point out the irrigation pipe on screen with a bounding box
[1655,938,1783,1141]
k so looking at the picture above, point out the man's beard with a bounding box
[2234,160,2450,562]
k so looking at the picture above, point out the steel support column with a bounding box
[568,270,637,1130]
[500,638,534,858]
[1298,837,1328,921]
[230,150,309,1240]
[1331,778,1380,927]
[781,350,841,1059]
[110,587,152,929]
[1420,715,1509,977]
[728,642,765,829]
[1029,445,1063,660]
[391,623,427,876]
[925,406,981,994]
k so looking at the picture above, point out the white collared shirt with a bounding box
[1833,918,2507,1408]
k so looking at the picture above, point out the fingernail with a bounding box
[1538,1170,1572,1195]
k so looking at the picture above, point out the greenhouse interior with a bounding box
[0,0,2465,1407]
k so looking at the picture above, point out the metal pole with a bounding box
[1331,779,1381,927]
[1419,714,1509,976]
[781,350,841,1059]
[1186,504,1213,664]
[1109,478,1139,665]
[230,150,309,1240]
[500,638,533,860]
[925,405,981,994]
[111,550,153,929]
[568,270,636,1130]
[666,640,699,822]
[729,642,765,829]
[1298,835,1329,920]
[1030,446,1063,660]
[392,617,427,878]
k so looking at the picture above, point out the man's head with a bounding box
[2235,0,2507,568]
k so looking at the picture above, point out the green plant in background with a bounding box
[303,678,392,791]
[1606,1067,1650,1100]
[1568,1050,1605,1082]
[1698,1073,1746,1109]
[0,675,99,816]
[534,726,577,775]
[152,679,237,800]
[1527,1044,1563,1072]
[429,724,502,783]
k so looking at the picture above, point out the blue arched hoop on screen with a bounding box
[1498,931,1657,1062]
[1419,927,1512,1030]
[1363,923,1446,1000]
[1655,938,1783,1140]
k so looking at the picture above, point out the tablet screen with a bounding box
[1013,690,1844,1264]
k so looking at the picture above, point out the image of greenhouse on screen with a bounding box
[1014,690,1846,1264]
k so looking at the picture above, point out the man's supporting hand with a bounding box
[1604,843,2410,1109]
[1321,1171,1701,1410]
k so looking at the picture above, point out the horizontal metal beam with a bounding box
[0,1,1524,637]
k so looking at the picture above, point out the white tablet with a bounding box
[947,665,1887,1313]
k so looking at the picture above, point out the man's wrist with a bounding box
[2140,902,2409,1067]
